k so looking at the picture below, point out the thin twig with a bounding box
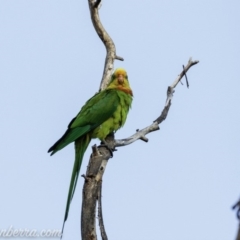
[171,58,199,88]
[182,65,189,88]
[115,55,124,61]
[98,181,108,240]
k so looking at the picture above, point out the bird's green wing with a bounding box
[69,89,119,129]
[48,89,120,155]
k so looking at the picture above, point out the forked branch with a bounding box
[115,58,199,147]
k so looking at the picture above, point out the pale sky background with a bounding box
[0,0,240,239]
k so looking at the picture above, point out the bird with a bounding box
[48,68,133,234]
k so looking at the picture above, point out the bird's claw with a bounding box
[100,140,116,157]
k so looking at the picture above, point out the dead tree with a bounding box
[81,1,199,239]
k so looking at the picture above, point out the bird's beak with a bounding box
[118,74,124,84]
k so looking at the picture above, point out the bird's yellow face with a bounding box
[107,68,133,95]
[115,68,127,85]
[108,68,129,86]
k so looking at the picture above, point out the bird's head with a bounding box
[107,68,132,91]
[113,68,128,85]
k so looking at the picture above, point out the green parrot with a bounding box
[48,68,133,233]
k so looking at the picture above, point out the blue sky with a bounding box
[0,0,240,239]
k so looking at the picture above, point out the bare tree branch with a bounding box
[81,144,111,240]
[115,58,199,147]
[82,2,125,238]
[115,122,160,147]
[88,0,124,92]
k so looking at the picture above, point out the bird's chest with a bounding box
[93,93,132,140]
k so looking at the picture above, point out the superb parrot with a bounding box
[48,68,133,233]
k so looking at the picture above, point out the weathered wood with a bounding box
[81,140,112,240]
[88,0,123,92]
[97,181,108,240]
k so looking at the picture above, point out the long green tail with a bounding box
[61,134,91,237]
